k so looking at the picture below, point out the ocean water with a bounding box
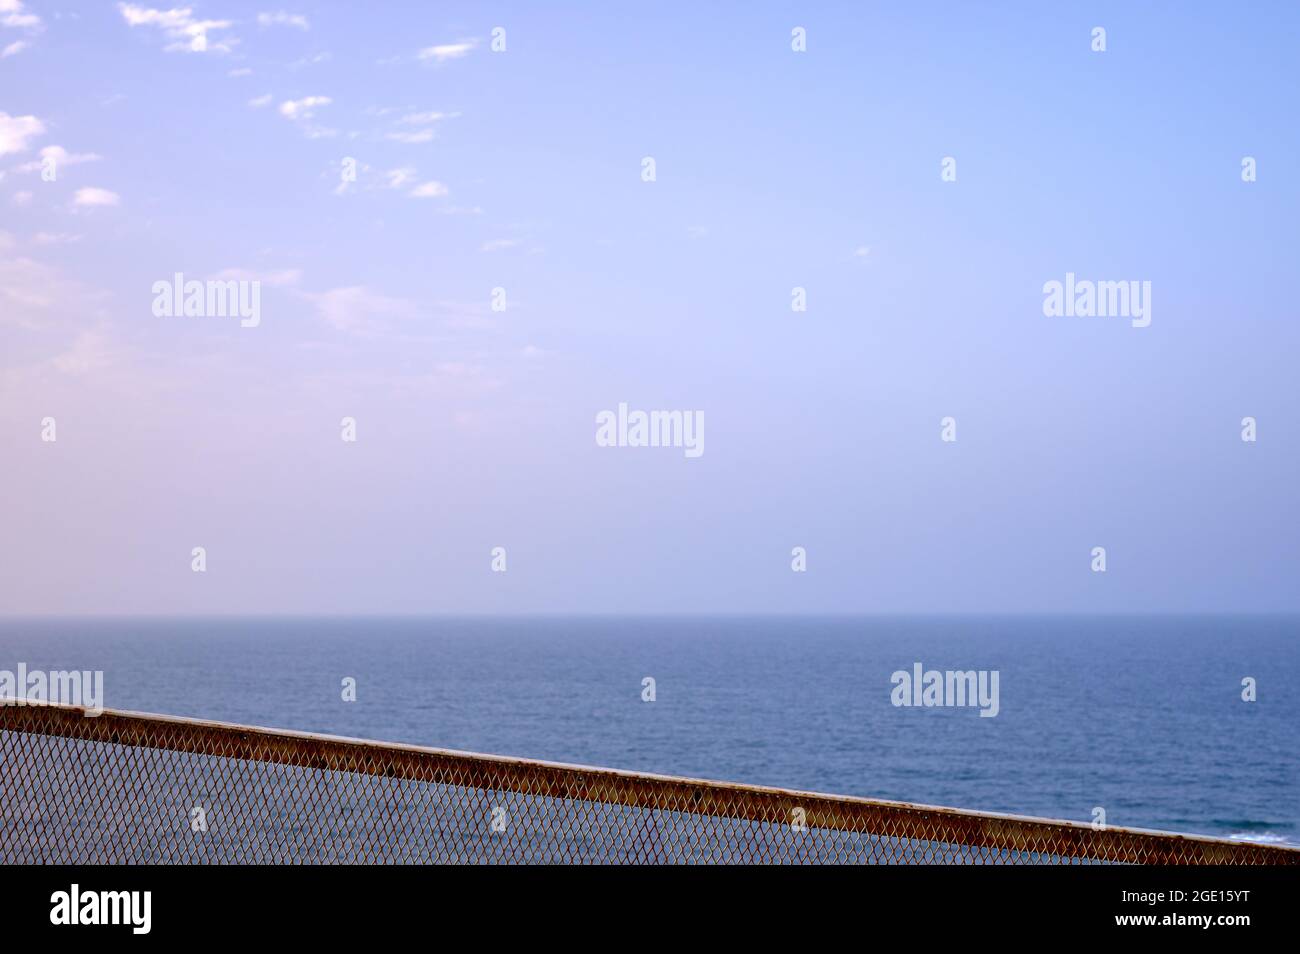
[0,615,1295,846]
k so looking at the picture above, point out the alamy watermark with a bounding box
[50,885,150,934]
[890,663,999,718]
[0,663,104,716]
[152,273,261,328]
[1042,272,1151,328]
[596,403,704,458]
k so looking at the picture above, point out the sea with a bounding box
[0,615,1295,846]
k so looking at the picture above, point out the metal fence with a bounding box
[1,702,1295,865]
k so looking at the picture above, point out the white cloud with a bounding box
[384,167,417,189]
[278,96,335,137]
[380,111,457,145]
[248,93,273,108]
[15,145,103,174]
[2,39,28,57]
[228,66,253,77]
[386,129,433,144]
[11,189,32,205]
[73,187,120,207]
[852,245,870,258]
[0,255,61,324]
[409,181,448,199]
[118,4,236,54]
[417,39,478,63]
[480,238,521,253]
[399,111,456,125]
[52,331,113,375]
[302,286,417,333]
[279,95,330,120]
[257,11,309,30]
[1,0,41,31]
[32,231,83,245]
[0,112,45,156]
[0,255,119,382]
[332,165,452,201]
[287,51,329,69]
[212,267,302,287]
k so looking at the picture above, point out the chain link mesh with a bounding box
[2,703,1294,865]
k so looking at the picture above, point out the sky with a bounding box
[1,1,1298,615]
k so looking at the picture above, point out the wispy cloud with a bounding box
[331,164,451,201]
[0,254,106,331]
[417,39,478,63]
[279,95,335,137]
[248,93,273,108]
[52,330,115,375]
[480,238,521,253]
[409,181,448,199]
[386,129,433,144]
[0,250,120,382]
[73,187,121,207]
[279,95,331,120]
[384,167,417,189]
[2,39,28,57]
[32,231,83,245]
[399,111,458,125]
[212,267,302,286]
[0,258,55,317]
[301,286,418,334]
[15,145,103,174]
[378,110,458,144]
[287,51,329,69]
[257,11,309,30]
[118,4,236,54]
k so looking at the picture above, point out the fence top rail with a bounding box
[4,700,1296,863]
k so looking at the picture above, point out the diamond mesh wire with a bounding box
[1,703,1294,865]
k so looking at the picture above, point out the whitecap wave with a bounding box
[1226,831,1295,846]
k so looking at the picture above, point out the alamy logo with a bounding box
[890,663,1000,718]
[50,885,151,934]
[0,664,103,716]
[1042,272,1151,328]
[152,273,261,328]
[595,403,704,458]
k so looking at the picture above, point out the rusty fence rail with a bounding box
[1,702,1295,865]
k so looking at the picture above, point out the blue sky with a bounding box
[2,2,1298,614]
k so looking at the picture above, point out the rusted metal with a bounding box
[1,701,1294,864]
